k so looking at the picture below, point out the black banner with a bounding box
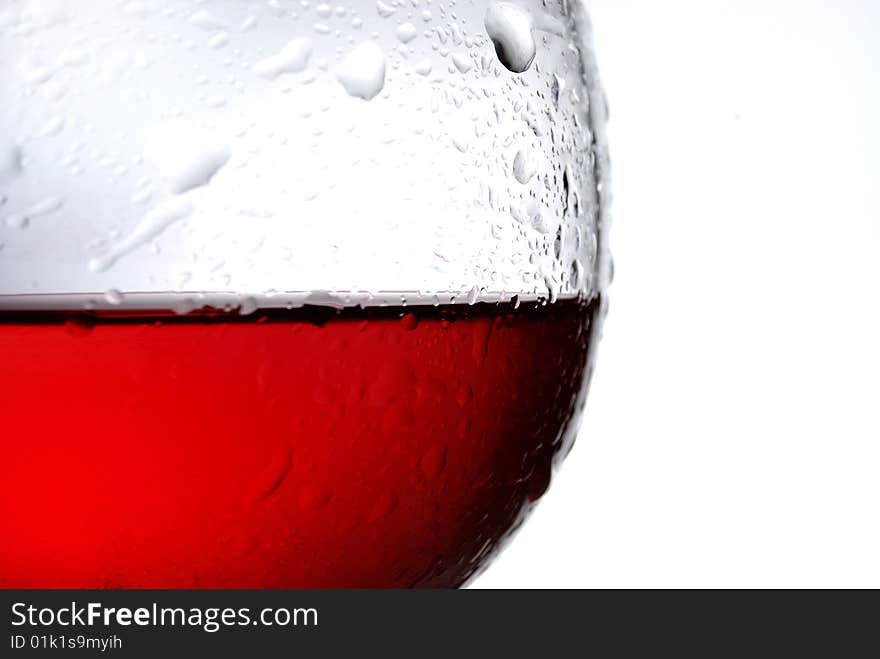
[0,590,872,657]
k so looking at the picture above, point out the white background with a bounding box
[476,0,880,588]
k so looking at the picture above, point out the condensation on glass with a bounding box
[0,1,611,588]
[0,0,610,311]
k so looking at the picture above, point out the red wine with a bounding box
[0,298,600,588]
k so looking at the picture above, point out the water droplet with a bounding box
[297,483,332,511]
[532,12,566,37]
[525,458,552,502]
[420,446,448,480]
[0,142,23,182]
[239,296,259,316]
[400,313,419,331]
[173,297,199,316]
[451,52,473,74]
[104,289,124,306]
[20,58,60,86]
[3,196,65,229]
[131,183,154,205]
[570,259,584,287]
[89,197,194,273]
[207,32,230,49]
[190,10,226,31]
[396,22,417,44]
[512,149,536,184]
[144,121,231,194]
[484,2,536,74]
[456,384,474,407]
[206,95,227,108]
[65,316,95,337]
[4,214,27,229]
[335,42,386,101]
[527,200,552,234]
[254,38,313,79]
[368,490,398,522]
[376,1,396,18]
[544,273,559,303]
[551,73,565,108]
[247,444,292,505]
[414,59,432,76]
[37,116,65,137]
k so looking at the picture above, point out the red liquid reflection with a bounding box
[0,299,600,588]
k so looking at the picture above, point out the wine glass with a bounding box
[0,0,610,587]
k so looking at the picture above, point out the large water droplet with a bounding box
[396,22,417,44]
[253,38,313,79]
[335,42,386,101]
[484,2,536,74]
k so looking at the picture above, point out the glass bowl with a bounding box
[0,0,610,587]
